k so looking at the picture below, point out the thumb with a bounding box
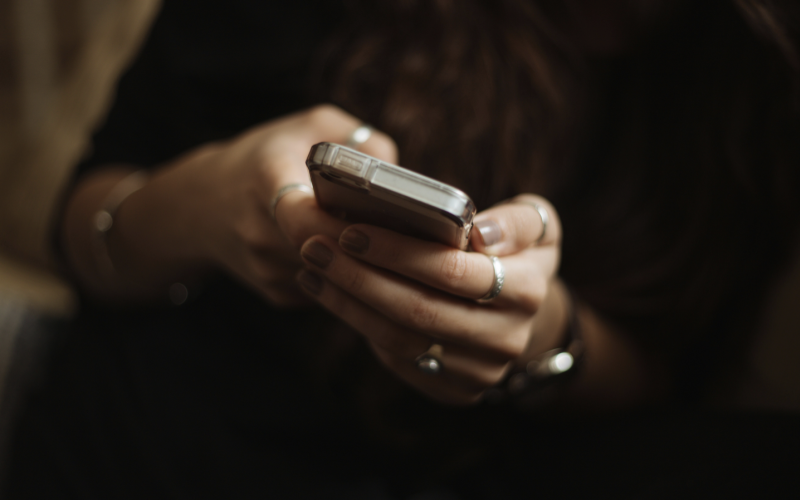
[469,194,561,256]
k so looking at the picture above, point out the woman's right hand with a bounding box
[63,105,397,306]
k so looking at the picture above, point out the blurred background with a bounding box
[1,0,799,495]
[0,0,159,483]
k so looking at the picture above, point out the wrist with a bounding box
[482,279,582,408]
[93,170,149,278]
[111,166,208,268]
[502,281,585,409]
[63,166,209,304]
[109,167,213,297]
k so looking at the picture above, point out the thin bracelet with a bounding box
[92,170,149,278]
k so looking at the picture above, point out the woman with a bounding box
[9,0,800,497]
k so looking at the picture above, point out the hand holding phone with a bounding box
[306,142,476,250]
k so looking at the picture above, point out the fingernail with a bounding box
[301,241,333,269]
[340,229,369,254]
[475,220,502,247]
[297,270,323,295]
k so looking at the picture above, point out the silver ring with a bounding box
[530,202,549,244]
[270,183,313,219]
[345,124,372,149]
[415,343,443,375]
[479,255,505,301]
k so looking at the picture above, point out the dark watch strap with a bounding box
[485,286,584,409]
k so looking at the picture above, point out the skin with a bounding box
[63,105,387,305]
[62,104,662,408]
[296,196,565,405]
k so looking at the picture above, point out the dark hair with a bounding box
[317,0,581,207]
[316,0,800,397]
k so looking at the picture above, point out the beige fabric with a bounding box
[0,0,160,317]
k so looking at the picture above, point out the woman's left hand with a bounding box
[297,194,565,405]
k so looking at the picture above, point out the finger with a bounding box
[470,194,562,256]
[245,248,304,285]
[246,235,304,264]
[254,104,398,195]
[235,261,314,308]
[300,236,530,359]
[296,269,433,358]
[296,267,512,389]
[380,341,509,394]
[369,344,486,406]
[495,247,556,311]
[430,343,512,390]
[275,194,351,247]
[267,105,397,242]
[295,105,398,163]
[347,129,398,164]
[338,224,557,308]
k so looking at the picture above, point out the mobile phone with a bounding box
[306,142,476,250]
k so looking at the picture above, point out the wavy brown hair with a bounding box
[315,0,587,207]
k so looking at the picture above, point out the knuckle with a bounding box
[239,222,269,250]
[283,219,312,248]
[518,283,545,314]
[380,237,408,265]
[495,333,528,360]
[472,365,510,389]
[253,140,271,164]
[513,266,547,313]
[508,209,530,243]
[440,251,470,288]
[517,294,542,315]
[233,219,253,244]
[283,225,305,248]
[407,292,440,332]
[190,141,224,161]
[369,133,399,162]
[251,140,281,173]
[306,104,341,124]
[280,199,320,247]
[341,267,368,295]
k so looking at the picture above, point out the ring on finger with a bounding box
[270,183,313,219]
[478,255,505,302]
[415,343,444,375]
[517,201,549,244]
[345,124,373,149]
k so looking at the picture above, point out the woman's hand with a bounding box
[63,105,397,305]
[296,195,567,404]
